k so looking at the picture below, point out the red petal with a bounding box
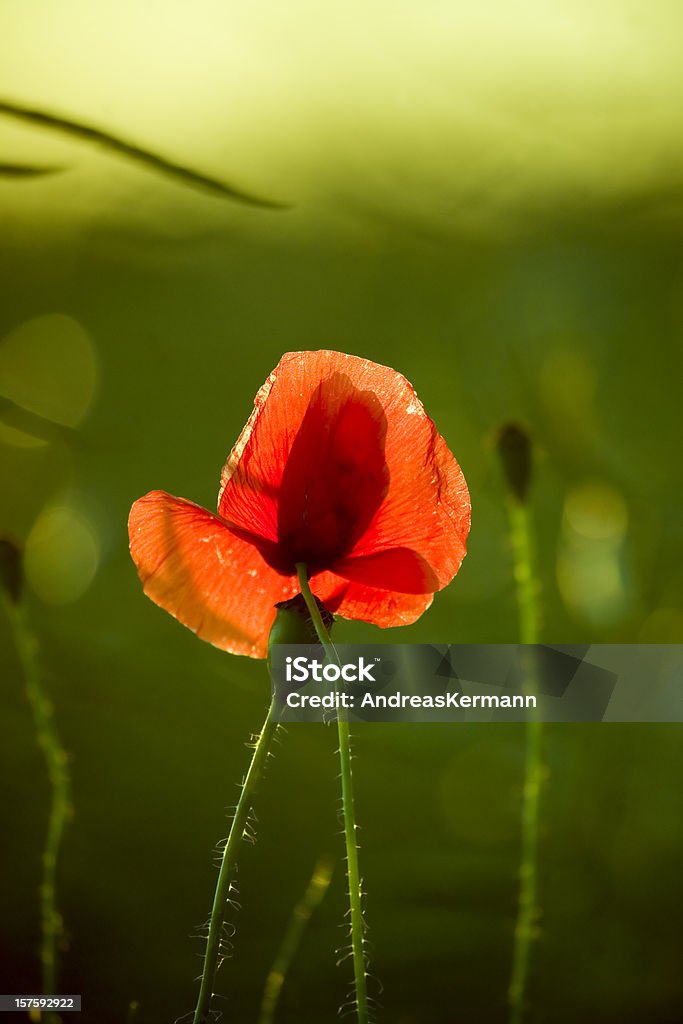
[331,548,439,594]
[218,351,470,591]
[217,354,390,567]
[343,428,470,592]
[275,373,389,570]
[311,570,433,627]
[128,491,297,658]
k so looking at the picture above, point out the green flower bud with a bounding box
[267,593,334,667]
[496,422,533,504]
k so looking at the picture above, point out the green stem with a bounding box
[506,499,543,1024]
[258,854,334,1024]
[296,564,370,1024]
[193,701,277,1024]
[2,594,72,1023]
[508,500,539,647]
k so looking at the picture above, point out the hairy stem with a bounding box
[506,499,543,1024]
[508,500,539,648]
[258,855,334,1024]
[2,594,72,1022]
[296,564,370,1024]
[193,702,277,1024]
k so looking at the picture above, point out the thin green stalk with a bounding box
[2,593,72,1021]
[258,854,334,1024]
[508,500,539,647]
[296,564,370,1024]
[506,498,543,1024]
[193,701,277,1024]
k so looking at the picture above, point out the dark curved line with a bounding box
[0,395,77,442]
[0,99,289,209]
[0,163,67,178]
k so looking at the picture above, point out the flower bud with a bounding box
[268,593,334,653]
[496,422,533,504]
[0,537,23,604]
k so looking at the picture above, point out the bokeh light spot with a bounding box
[24,503,100,605]
[0,314,98,439]
[541,347,597,416]
[557,480,633,627]
[564,480,628,543]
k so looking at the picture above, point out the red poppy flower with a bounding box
[128,351,470,658]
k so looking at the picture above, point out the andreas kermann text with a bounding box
[284,688,536,712]
[269,644,683,723]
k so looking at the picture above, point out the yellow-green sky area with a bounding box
[1,0,683,240]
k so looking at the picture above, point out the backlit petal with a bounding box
[218,351,470,589]
[128,491,297,658]
[345,427,470,591]
[331,547,439,594]
[217,353,390,563]
[311,570,433,627]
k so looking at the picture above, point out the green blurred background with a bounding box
[1,2,683,1021]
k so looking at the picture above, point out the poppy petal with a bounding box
[275,373,390,570]
[128,491,297,658]
[344,412,470,591]
[217,353,390,563]
[331,547,439,594]
[217,351,470,590]
[311,570,433,627]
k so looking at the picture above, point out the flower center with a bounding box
[275,374,390,574]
